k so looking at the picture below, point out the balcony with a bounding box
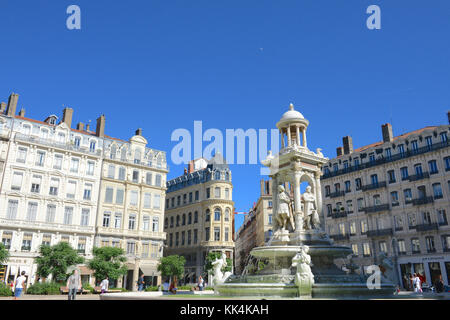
[361,181,387,192]
[416,222,439,232]
[412,250,421,255]
[412,196,434,206]
[330,234,350,241]
[0,218,95,234]
[427,248,437,253]
[321,140,450,180]
[366,228,393,237]
[21,246,31,252]
[329,191,345,198]
[408,172,430,182]
[331,211,349,219]
[362,203,390,214]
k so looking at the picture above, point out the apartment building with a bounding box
[255,179,274,247]
[234,205,257,275]
[97,129,168,290]
[322,112,450,289]
[163,155,234,284]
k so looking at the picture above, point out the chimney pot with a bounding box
[96,115,105,137]
[342,136,353,154]
[62,107,74,128]
[0,102,6,113]
[86,123,90,132]
[337,146,344,157]
[135,128,143,136]
[18,109,25,117]
[382,123,394,143]
[77,122,85,131]
[6,93,19,117]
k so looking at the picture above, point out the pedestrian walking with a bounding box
[413,273,422,293]
[100,277,109,294]
[137,274,145,292]
[435,275,444,293]
[198,275,204,291]
[66,269,81,300]
[13,271,27,300]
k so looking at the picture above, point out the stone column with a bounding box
[302,128,307,148]
[271,174,279,219]
[293,171,303,232]
[280,130,285,148]
[296,126,301,146]
[287,126,292,147]
[132,259,140,291]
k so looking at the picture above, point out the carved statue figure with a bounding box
[302,186,320,230]
[291,246,314,295]
[211,251,232,286]
[378,252,395,284]
[275,185,294,232]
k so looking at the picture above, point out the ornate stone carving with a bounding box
[291,246,314,296]
[211,251,232,286]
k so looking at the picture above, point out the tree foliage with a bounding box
[87,247,128,282]
[205,252,232,274]
[0,243,9,265]
[35,242,84,282]
[157,255,186,279]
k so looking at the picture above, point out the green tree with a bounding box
[205,252,232,274]
[88,247,127,283]
[157,255,186,280]
[0,243,9,265]
[35,242,84,282]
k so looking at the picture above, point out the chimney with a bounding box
[6,93,19,117]
[86,123,90,132]
[188,160,195,173]
[260,179,265,195]
[135,128,143,136]
[96,115,105,137]
[77,122,84,131]
[337,146,344,157]
[382,123,393,143]
[342,136,353,155]
[62,107,74,128]
[0,102,6,114]
[184,168,188,175]
[18,108,25,117]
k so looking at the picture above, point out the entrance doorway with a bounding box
[428,262,442,287]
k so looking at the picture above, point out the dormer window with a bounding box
[44,115,58,125]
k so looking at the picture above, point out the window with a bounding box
[206,188,210,199]
[31,175,41,193]
[128,215,136,230]
[26,202,38,221]
[225,188,230,199]
[77,237,86,253]
[373,194,381,206]
[7,200,18,220]
[2,232,12,249]
[214,208,221,221]
[130,190,138,206]
[155,174,162,187]
[333,163,338,172]
[57,132,65,143]
[354,158,360,167]
[422,211,432,225]
[176,232,179,246]
[152,217,159,232]
[70,158,79,173]
[142,216,150,231]
[369,153,375,164]
[141,243,149,258]
[42,234,51,247]
[194,229,198,244]
[164,218,168,229]
[195,191,199,201]
[334,183,340,192]
[183,194,187,204]
[411,140,419,153]
[46,205,56,223]
[429,160,438,174]
[126,242,135,255]
[370,174,378,186]
[357,198,364,211]
[225,208,230,222]
[398,144,405,156]
[194,211,198,223]
[146,173,152,185]
[214,227,220,241]
[187,230,192,245]
[379,241,388,253]
[169,234,173,247]
[66,181,76,199]
[425,136,433,150]
[225,227,229,241]
[205,228,210,241]
[176,215,180,226]
[53,154,63,170]
[22,233,32,251]
[426,236,436,253]
[182,214,186,226]
[144,193,151,209]
[326,204,332,216]
[360,220,368,234]
[16,147,27,163]
[408,213,417,228]
[11,172,23,191]
[215,187,221,198]
[132,170,139,183]
[388,170,396,183]
[205,209,210,222]
[440,132,448,143]
[105,187,114,203]
[438,210,447,225]
[433,183,443,199]
[134,148,141,164]
[343,161,349,169]
[153,194,161,209]
[114,213,122,229]
[215,171,221,180]
[414,164,423,177]
[351,244,358,255]
[80,209,89,226]
[355,178,362,191]
[385,148,392,159]
[118,167,126,180]
[116,189,124,204]
[411,238,420,253]
[363,243,371,256]
[36,151,45,166]
[177,196,181,206]
[349,222,356,235]
[442,235,450,251]
[83,183,92,200]
[400,167,409,180]
[89,140,96,152]
[398,240,406,254]
[107,165,115,178]
[325,186,330,197]
[344,181,351,193]
[170,216,174,228]
[188,212,192,225]
[181,231,185,245]
[404,189,412,203]
[74,136,81,148]
[390,191,399,206]
[338,223,345,235]
[64,207,73,225]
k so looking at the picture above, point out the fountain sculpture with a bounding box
[215,104,396,299]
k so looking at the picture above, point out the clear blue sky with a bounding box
[1,1,449,233]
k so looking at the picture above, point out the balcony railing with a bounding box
[366,228,393,237]
[408,172,430,182]
[330,211,353,219]
[21,246,31,251]
[361,181,387,191]
[416,223,439,232]
[330,233,350,241]
[362,203,390,214]
[412,196,434,206]
[329,191,345,198]
[321,140,450,180]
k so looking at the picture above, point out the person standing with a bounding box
[137,274,145,292]
[100,277,109,294]
[66,269,81,300]
[198,275,204,291]
[413,273,422,293]
[13,271,27,300]
[435,275,444,293]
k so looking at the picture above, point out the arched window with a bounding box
[111,145,117,159]
[134,148,141,164]
[164,218,168,229]
[121,148,127,161]
[205,209,210,222]
[170,216,174,228]
[188,212,192,224]
[176,215,180,226]
[225,208,230,222]
[182,214,186,226]
[194,211,198,223]
[215,171,221,180]
[214,208,221,221]
[225,171,230,181]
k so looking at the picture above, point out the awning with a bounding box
[139,265,158,276]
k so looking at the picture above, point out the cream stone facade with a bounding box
[96,131,168,290]
[234,206,257,275]
[164,155,234,284]
[255,179,274,247]
[322,114,450,289]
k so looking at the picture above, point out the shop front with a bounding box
[397,255,449,289]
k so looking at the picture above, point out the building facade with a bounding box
[97,130,168,290]
[255,179,273,247]
[163,155,234,284]
[234,206,257,275]
[322,112,450,289]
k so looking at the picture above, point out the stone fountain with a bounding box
[214,104,396,299]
